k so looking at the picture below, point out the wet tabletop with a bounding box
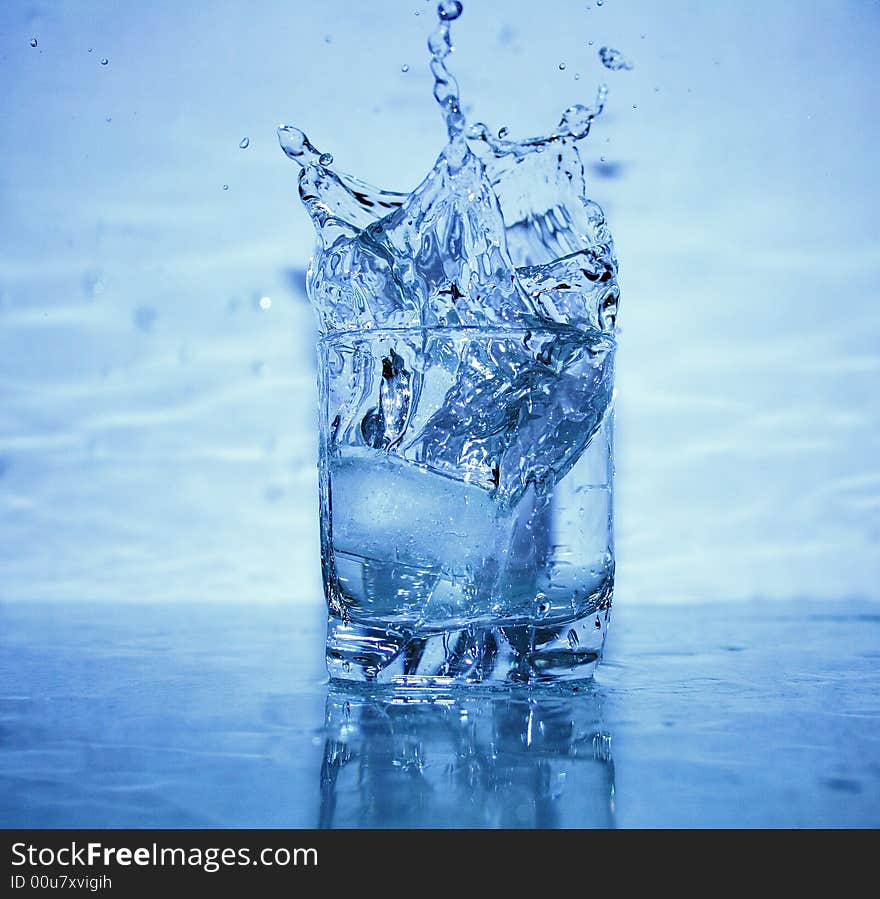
[1,599,878,828]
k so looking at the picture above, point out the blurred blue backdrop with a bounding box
[1,0,878,607]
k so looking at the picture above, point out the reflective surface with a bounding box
[2,599,878,828]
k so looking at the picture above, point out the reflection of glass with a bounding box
[319,685,615,828]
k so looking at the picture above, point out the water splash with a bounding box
[278,5,615,336]
[278,2,619,502]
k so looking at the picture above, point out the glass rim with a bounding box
[317,323,617,347]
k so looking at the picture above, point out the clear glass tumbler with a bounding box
[317,324,614,685]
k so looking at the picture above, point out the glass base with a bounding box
[326,606,611,686]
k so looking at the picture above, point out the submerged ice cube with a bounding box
[330,445,504,576]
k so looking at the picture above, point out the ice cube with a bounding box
[329,446,507,576]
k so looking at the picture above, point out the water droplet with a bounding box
[105,115,112,123]
[239,136,250,149]
[596,0,604,6]
[29,38,37,48]
[258,295,272,310]
[318,152,334,166]
[598,47,633,71]
[536,594,551,618]
[600,155,606,162]
[558,62,566,70]
[594,616,602,629]
[438,0,463,21]
[567,629,580,649]
[222,183,229,191]
[497,126,508,138]
[574,73,580,80]
[588,40,594,46]
[277,125,307,158]
[324,34,332,43]
[100,57,108,65]
[632,103,637,109]
[401,63,410,72]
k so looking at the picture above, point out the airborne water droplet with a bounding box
[222,184,229,191]
[438,0,463,21]
[401,63,410,72]
[318,152,333,166]
[558,62,566,70]
[497,126,508,138]
[30,38,38,48]
[598,47,633,71]
[239,137,250,149]
[100,57,108,65]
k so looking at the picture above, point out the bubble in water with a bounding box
[598,47,633,71]
[100,57,108,65]
[401,63,410,72]
[318,152,334,166]
[438,0,463,21]
[239,136,250,149]
[30,38,37,48]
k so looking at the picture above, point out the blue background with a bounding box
[2,0,878,607]
[1,0,879,830]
